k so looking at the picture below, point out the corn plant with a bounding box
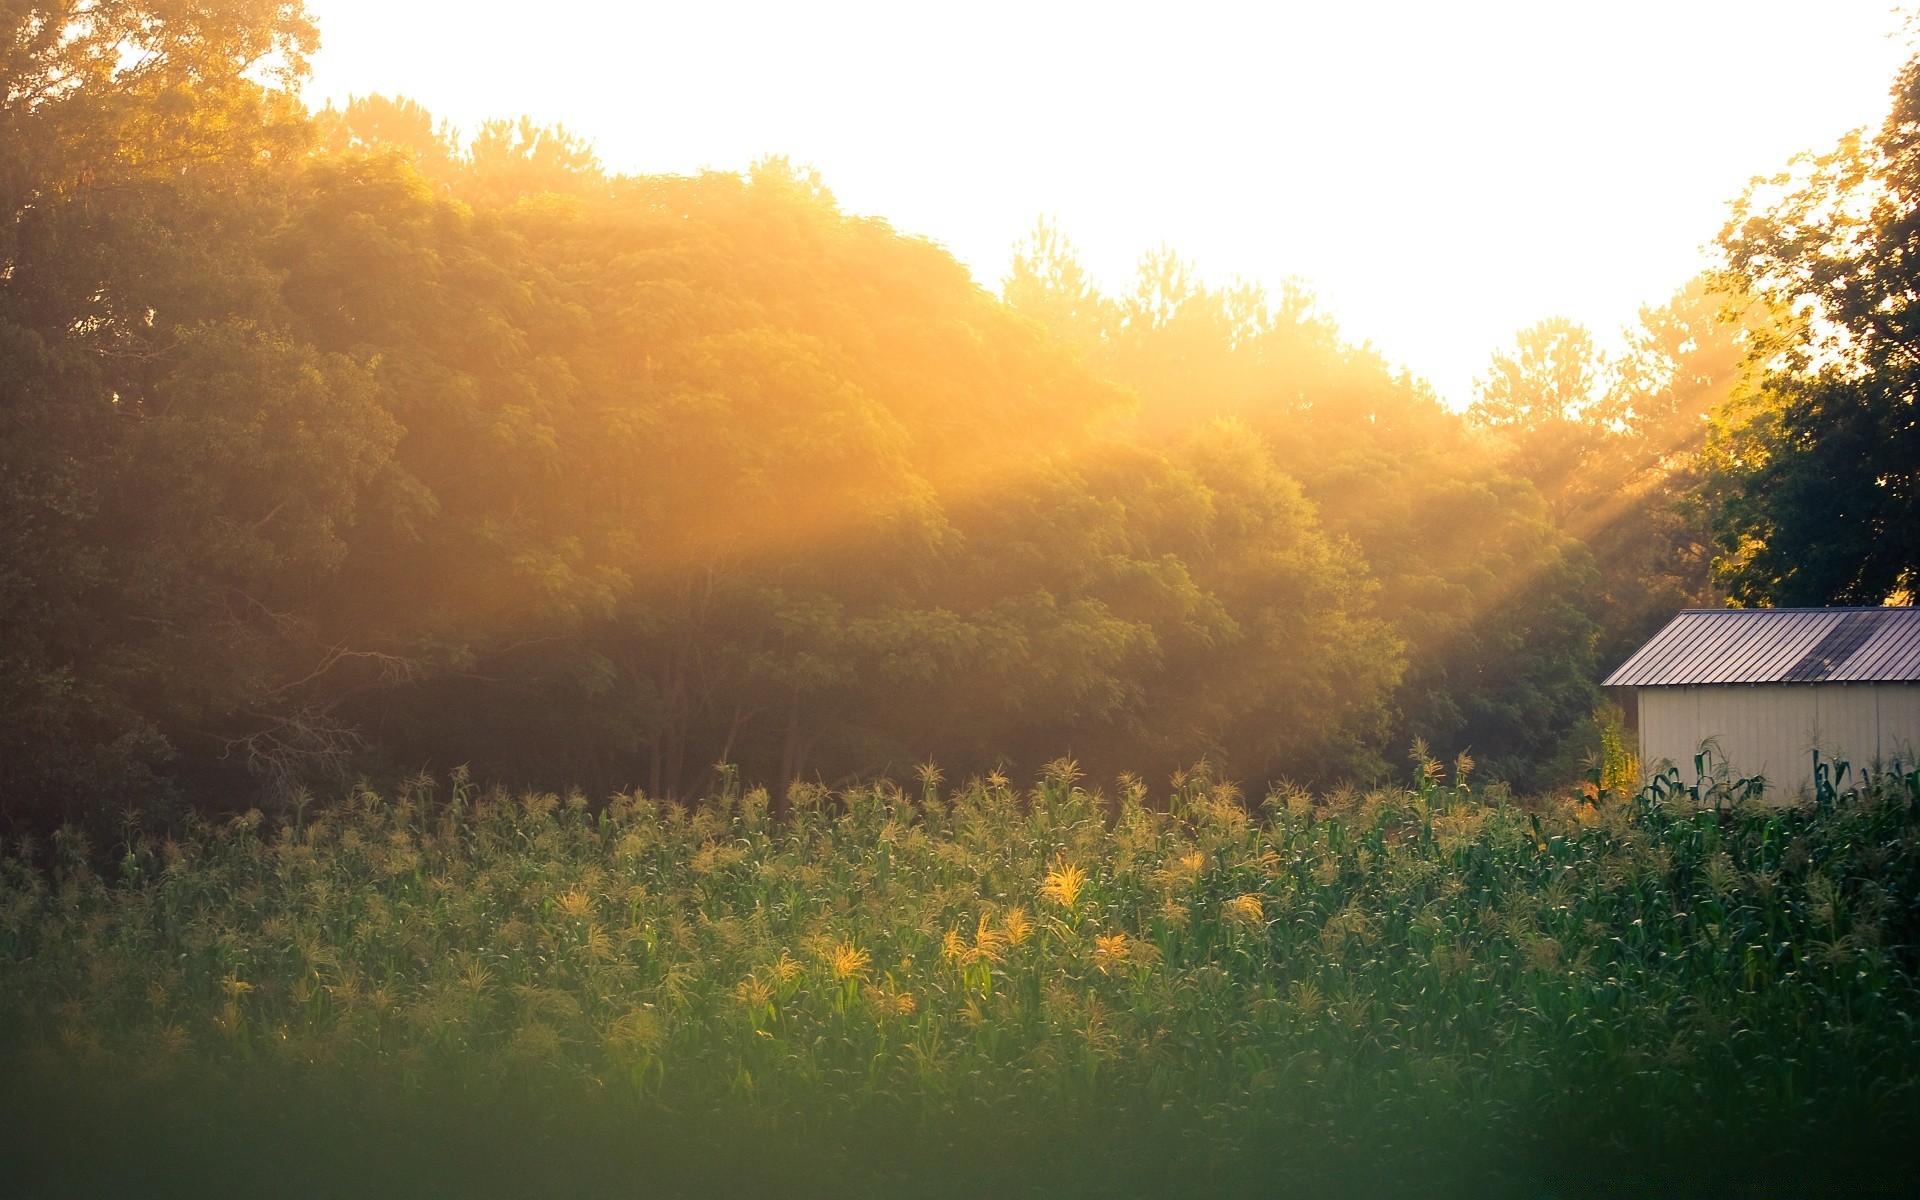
[2,762,1918,1196]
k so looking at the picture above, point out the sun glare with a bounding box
[302,0,1910,406]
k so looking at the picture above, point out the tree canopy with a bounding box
[6,0,1910,824]
[0,2,1409,819]
[1005,229,1605,788]
[1709,57,1920,606]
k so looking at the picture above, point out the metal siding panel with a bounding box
[1691,688,1736,775]
[1637,688,1696,781]
[1813,685,1879,774]
[1662,685,1816,801]
[1768,685,1822,799]
[1879,685,1920,769]
[1634,682,1920,800]
[1758,687,1794,792]
[1699,688,1742,776]
[1754,687,1785,794]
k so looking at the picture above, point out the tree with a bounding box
[1003,220,1115,358]
[1470,280,1771,670]
[1471,317,1603,431]
[0,0,412,821]
[2,22,1631,819]
[1006,236,1603,790]
[1468,317,1607,521]
[313,94,457,177]
[1711,55,1920,605]
[1580,278,1767,665]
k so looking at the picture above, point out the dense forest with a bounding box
[3,0,1916,826]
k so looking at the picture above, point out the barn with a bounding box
[1603,607,1920,800]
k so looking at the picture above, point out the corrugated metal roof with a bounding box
[1603,607,1920,687]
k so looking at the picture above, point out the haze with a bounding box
[301,1,1907,404]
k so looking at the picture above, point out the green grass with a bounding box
[4,758,1920,1197]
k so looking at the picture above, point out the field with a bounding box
[4,757,1920,1198]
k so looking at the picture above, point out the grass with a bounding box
[4,754,1920,1197]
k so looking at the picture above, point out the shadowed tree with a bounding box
[1709,54,1920,606]
[0,0,415,820]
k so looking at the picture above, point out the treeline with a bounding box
[2,1,1912,823]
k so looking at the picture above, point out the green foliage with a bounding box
[4,771,1920,1194]
[24,0,1912,821]
[0,0,393,818]
[1469,315,1602,437]
[1462,279,1775,684]
[3,26,1410,815]
[1006,228,1603,790]
[1711,57,1920,605]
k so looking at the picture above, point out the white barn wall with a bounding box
[1638,683,1920,800]
[1822,687,1881,772]
[1884,686,1920,765]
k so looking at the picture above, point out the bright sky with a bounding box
[303,1,1912,407]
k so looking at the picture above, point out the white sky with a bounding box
[302,1,1913,407]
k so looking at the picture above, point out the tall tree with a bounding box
[0,0,409,819]
[1711,55,1920,605]
[1468,316,1607,521]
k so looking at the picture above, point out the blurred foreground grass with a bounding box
[4,758,1920,1197]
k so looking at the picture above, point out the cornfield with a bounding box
[4,756,1920,1197]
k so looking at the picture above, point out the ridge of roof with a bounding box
[1675,606,1908,614]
